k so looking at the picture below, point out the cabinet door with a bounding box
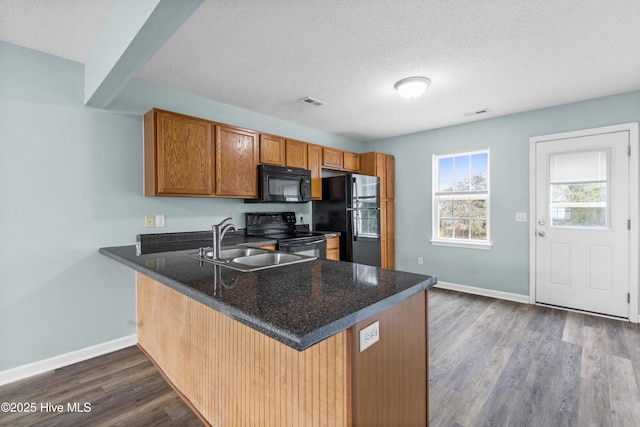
[380,202,388,268]
[385,200,395,269]
[308,144,322,200]
[385,155,395,200]
[380,200,395,269]
[259,134,285,166]
[322,147,343,169]
[145,109,215,196]
[285,139,308,168]
[343,151,360,172]
[215,125,259,197]
[376,153,387,199]
[326,236,340,260]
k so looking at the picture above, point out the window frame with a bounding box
[431,148,492,250]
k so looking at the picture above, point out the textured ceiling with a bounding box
[2,0,640,141]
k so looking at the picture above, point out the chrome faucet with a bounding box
[212,217,237,260]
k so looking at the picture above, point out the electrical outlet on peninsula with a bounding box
[359,321,380,352]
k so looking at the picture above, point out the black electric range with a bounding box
[245,212,327,258]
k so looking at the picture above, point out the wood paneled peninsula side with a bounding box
[100,240,436,426]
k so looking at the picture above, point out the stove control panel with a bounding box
[246,212,297,235]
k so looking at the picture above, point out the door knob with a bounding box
[538,231,546,237]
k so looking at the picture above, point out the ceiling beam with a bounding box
[84,0,203,108]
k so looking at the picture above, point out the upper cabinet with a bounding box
[258,136,308,169]
[285,139,308,169]
[215,125,259,198]
[259,134,285,166]
[322,147,343,169]
[144,109,215,196]
[343,151,360,172]
[307,144,322,200]
[360,152,395,269]
[360,152,395,200]
[144,109,258,198]
[143,108,393,204]
[322,147,360,172]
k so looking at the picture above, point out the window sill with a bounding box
[430,239,493,250]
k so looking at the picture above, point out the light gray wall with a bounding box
[368,91,640,308]
[0,41,364,371]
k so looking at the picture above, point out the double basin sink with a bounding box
[186,246,316,272]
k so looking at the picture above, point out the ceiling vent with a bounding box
[299,97,325,107]
[463,108,489,117]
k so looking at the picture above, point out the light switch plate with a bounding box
[360,321,380,352]
[515,212,527,222]
[155,214,165,227]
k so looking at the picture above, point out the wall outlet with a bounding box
[145,215,154,228]
[359,320,380,352]
[155,214,165,227]
[417,256,424,265]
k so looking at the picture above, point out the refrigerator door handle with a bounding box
[352,210,358,240]
[352,177,358,206]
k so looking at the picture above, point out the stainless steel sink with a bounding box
[205,247,269,259]
[231,252,304,267]
[185,246,316,272]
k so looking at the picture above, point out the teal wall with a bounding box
[368,91,640,301]
[2,38,639,372]
[0,41,363,371]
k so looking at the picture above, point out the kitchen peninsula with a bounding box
[100,239,436,426]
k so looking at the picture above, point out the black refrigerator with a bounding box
[312,174,381,267]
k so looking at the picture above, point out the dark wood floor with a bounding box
[429,288,640,427]
[2,289,640,426]
[0,345,203,426]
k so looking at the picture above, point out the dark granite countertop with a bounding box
[99,245,436,351]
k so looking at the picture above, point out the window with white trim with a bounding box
[432,149,491,248]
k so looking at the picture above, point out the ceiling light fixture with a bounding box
[394,76,431,99]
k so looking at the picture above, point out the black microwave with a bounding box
[247,164,312,203]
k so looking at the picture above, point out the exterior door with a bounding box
[533,127,631,318]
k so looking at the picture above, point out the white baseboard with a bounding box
[434,281,530,304]
[434,282,640,324]
[0,334,138,386]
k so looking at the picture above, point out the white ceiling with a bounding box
[2,0,640,141]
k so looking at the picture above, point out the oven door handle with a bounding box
[283,238,325,247]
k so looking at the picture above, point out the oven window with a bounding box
[280,240,327,258]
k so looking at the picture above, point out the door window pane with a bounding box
[549,149,609,228]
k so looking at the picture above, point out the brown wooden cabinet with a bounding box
[285,139,308,168]
[360,152,395,269]
[326,235,340,260]
[322,147,361,172]
[385,154,395,199]
[307,144,322,200]
[258,134,285,166]
[343,151,360,172]
[144,109,259,199]
[322,147,344,169]
[381,200,395,270]
[253,243,277,251]
[215,124,259,198]
[144,109,215,196]
[360,152,394,200]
